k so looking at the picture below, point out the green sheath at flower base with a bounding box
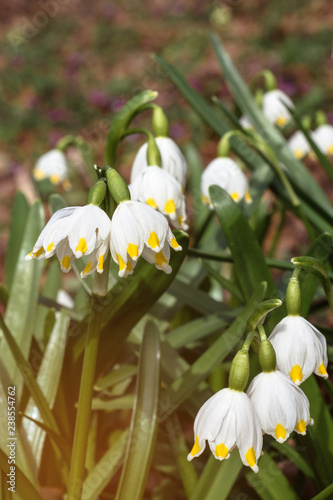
[87,179,107,207]
[147,135,162,167]
[258,339,276,373]
[106,168,131,204]
[228,349,250,391]
[216,133,232,158]
[285,270,301,316]
[152,106,169,137]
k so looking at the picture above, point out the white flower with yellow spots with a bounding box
[110,200,182,278]
[201,157,251,209]
[247,370,313,443]
[32,149,70,188]
[130,137,187,189]
[187,388,262,473]
[262,89,294,128]
[25,205,111,278]
[129,166,188,230]
[311,124,333,156]
[288,131,311,159]
[268,315,328,385]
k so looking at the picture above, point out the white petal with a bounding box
[262,89,294,127]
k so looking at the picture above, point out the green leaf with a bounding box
[271,441,314,479]
[311,483,333,500]
[168,278,226,315]
[94,365,137,391]
[0,447,43,500]
[5,192,29,293]
[91,395,135,411]
[201,259,244,302]
[190,451,243,500]
[104,90,158,165]
[246,452,298,500]
[0,200,45,402]
[115,321,160,500]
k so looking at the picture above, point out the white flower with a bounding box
[268,315,328,385]
[262,89,294,128]
[247,370,313,443]
[129,166,188,230]
[201,157,251,209]
[287,131,311,159]
[239,115,253,129]
[187,388,262,473]
[110,200,182,278]
[311,124,333,155]
[33,149,70,188]
[130,137,187,189]
[25,205,111,278]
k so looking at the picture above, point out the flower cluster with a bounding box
[33,149,70,189]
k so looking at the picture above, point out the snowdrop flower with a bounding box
[262,89,294,128]
[247,370,313,443]
[130,137,187,189]
[110,200,182,278]
[129,166,188,230]
[187,388,262,473]
[311,124,333,155]
[239,115,253,130]
[287,131,311,159]
[201,157,251,208]
[25,205,111,278]
[268,315,328,385]
[33,149,70,188]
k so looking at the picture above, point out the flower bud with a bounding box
[258,339,276,373]
[106,168,131,204]
[87,179,107,206]
[228,349,250,391]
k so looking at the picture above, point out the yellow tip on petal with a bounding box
[127,243,139,260]
[82,261,93,275]
[295,419,306,434]
[276,116,287,127]
[165,199,176,214]
[170,237,180,249]
[155,251,168,267]
[318,363,328,377]
[75,237,88,255]
[215,442,229,459]
[245,447,256,468]
[275,423,287,442]
[50,174,61,185]
[63,179,72,191]
[201,194,208,204]
[62,255,71,270]
[98,254,104,272]
[190,435,201,457]
[245,191,252,204]
[148,231,160,249]
[327,145,333,155]
[290,364,303,384]
[117,254,125,272]
[126,260,132,272]
[33,169,46,180]
[230,191,240,202]
[293,149,303,159]
[46,242,54,253]
[34,247,44,258]
[146,197,158,209]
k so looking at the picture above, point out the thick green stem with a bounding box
[67,270,108,499]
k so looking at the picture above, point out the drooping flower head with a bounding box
[25,204,111,278]
[262,89,294,128]
[288,130,311,159]
[311,124,333,156]
[110,200,182,278]
[130,137,187,189]
[268,315,328,385]
[129,166,188,230]
[201,157,251,209]
[187,388,262,473]
[33,149,70,188]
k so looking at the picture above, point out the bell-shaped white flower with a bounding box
[262,89,294,128]
[130,137,187,189]
[33,149,70,188]
[311,124,333,155]
[268,315,328,385]
[110,200,182,278]
[239,115,253,130]
[287,131,311,159]
[25,205,111,278]
[129,166,188,230]
[247,370,313,443]
[201,157,251,209]
[187,388,262,473]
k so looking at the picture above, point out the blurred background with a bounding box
[0,0,333,270]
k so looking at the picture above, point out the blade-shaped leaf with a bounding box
[0,447,43,500]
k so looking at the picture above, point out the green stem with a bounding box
[67,270,108,499]
[121,128,161,166]
[257,324,267,342]
[242,330,257,352]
